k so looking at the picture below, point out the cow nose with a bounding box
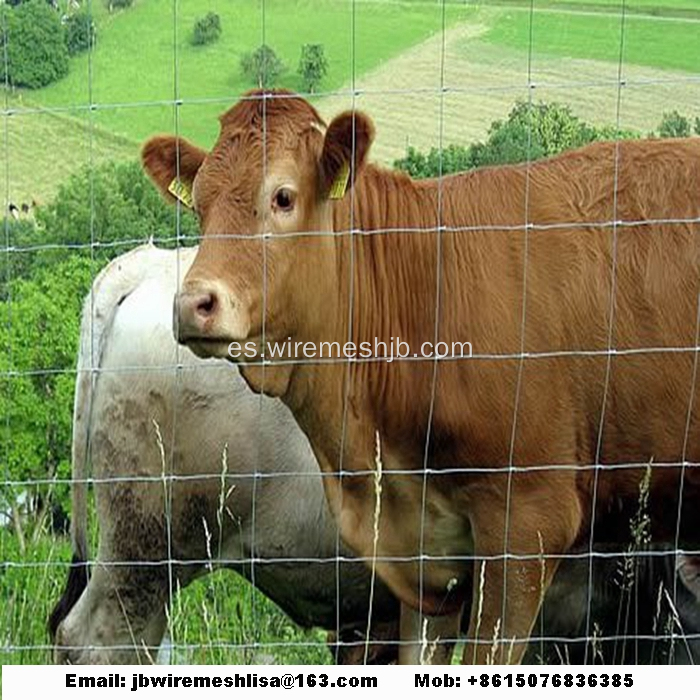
[175,286,220,341]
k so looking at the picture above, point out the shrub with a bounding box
[241,44,284,88]
[64,10,96,55]
[0,0,69,89]
[298,43,328,93]
[192,11,221,46]
[395,101,641,179]
[658,110,692,138]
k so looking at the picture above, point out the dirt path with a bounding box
[316,21,700,165]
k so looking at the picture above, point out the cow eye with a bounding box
[273,187,295,213]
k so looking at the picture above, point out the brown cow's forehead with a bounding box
[194,92,326,213]
[218,89,325,135]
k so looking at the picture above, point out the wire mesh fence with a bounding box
[2,0,700,666]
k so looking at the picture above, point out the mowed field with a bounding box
[317,4,700,163]
[3,0,700,203]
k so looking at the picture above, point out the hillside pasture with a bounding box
[1,98,137,207]
[316,7,700,164]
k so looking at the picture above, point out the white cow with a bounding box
[49,243,399,664]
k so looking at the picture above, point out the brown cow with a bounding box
[142,89,700,664]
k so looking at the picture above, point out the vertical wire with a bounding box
[250,0,269,660]
[583,0,628,665]
[501,0,536,657]
[1,0,13,639]
[417,0,448,659]
[338,0,358,664]
[86,0,97,660]
[164,0,180,662]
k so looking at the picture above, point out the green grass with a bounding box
[0,531,331,665]
[28,0,475,149]
[2,96,138,206]
[484,7,700,73]
[487,0,700,13]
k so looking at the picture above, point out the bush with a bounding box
[64,10,96,55]
[0,0,69,89]
[0,255,98,525]
[658,110,692,138]
[192,11,221,46]
[394,144,475,179]
[241,44,284,88]
[395,101,641,179]
[298,44,328,93]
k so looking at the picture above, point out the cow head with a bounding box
[142,89,374,395]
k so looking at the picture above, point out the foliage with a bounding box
[394,101,640,179]
[394,144,475,180]
[0,255,98,525]
[297,43,328,93]
[0,0,69,89]
[240,44,284,88]
[192,11,221,46]
[64,9,96,56]
[33,160,199,268]
[657,110,692,138]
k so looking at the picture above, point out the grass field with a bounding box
[484,6,700,73]
[32,0,475,147]
[4,0,700,203]
[0,531,331,665]
[2,97,137,208]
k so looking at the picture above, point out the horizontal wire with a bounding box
[3,73,700,120]
[5,548,700,570]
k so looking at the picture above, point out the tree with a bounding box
[0,255,98,536]
[240,44,284,89]
[0,0,69,89]
[64,9,96,55]
[192,11,221,46]
[1,160,198,294]
[395,101,640,179]
[298,43,328,93]
[657,110,691,138]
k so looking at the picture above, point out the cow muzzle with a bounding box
[174,280,251,357]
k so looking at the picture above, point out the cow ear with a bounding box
[319,111,374,200]
[141,136,207,207]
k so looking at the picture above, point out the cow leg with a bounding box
[399,603,461,664]
[463,482,582,665]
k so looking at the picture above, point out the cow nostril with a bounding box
[196,292,217,318]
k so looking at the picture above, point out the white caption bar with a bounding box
[1,665,693,699]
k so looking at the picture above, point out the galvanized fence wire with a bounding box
[1,0,700,666]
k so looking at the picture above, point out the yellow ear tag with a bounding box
[168,178,194,208]
[328,162,350,200]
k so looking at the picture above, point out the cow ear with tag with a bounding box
[141,136,207,207]
[319,111,375,200]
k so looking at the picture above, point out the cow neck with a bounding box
[285,165,474,463]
